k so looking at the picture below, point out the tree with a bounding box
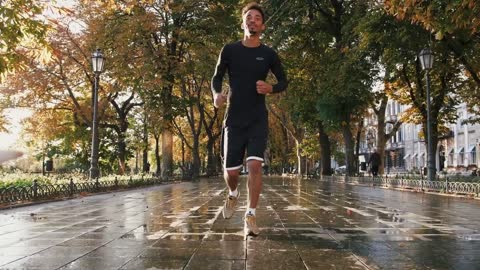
[0,0,52,132]
[362,2,463,178]
[267,0,374,176]
[0,0,50,80]
[385,0,480,122]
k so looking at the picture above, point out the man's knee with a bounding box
[225,168,240,180]
[247,160,263,175]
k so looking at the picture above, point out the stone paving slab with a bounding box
[0,177,479,269]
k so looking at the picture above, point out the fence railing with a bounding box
[320,176,480,197]
[0,176,172,205]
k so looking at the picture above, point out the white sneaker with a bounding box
[245,214,260,237]
[222,191,240,219]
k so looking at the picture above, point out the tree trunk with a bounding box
[142,114,149,173]
[355,122,362,174]
[318,122,332,175]
[430,135,438,180]
[342,124,355,176]
[135,150,139,173]
[295,139,303,176]
[154,133,161,176]
[192,139,201,179]
[206,138,216,176]
[161,130,173,179]
[296,141,301,175]
[118,133,126,175]
[181,139,186,178]
[376,103,387,175]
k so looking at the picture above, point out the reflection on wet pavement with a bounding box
[0,177,479,269]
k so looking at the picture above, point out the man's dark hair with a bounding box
[242,2,265,23]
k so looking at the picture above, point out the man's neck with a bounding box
[242,35,261,48]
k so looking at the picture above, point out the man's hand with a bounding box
[213,92,227,108]
[256,80,273,95]
[0,150,23,163]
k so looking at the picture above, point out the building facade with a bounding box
[361,101,480,175]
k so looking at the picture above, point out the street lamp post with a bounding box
[419,48,434,182]
[89,49,105,179]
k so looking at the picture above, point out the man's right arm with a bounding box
[211,45,229,108]
[211,45,229,95]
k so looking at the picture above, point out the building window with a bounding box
[448,149,454,166]
[458,147,465,166]
[468,146,476,165]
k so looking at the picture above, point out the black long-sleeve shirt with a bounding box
[212,41,288,127]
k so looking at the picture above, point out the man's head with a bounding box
[242,2,266,36]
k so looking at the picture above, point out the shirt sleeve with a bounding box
[211,45,229,95]
[270,50,288,93]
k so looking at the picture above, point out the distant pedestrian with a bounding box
[368,151,381,176]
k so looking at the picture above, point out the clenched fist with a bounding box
[256,80,273,95]
[213,92,227,108]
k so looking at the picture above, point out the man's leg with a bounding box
[222,168,241,219]
[225,168,240,195]
[244,159,262,237]
[244,116,267,237]
[222,126,245,219]
[247,160,262,209]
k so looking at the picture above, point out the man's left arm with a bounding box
[270,51,288,93]
[256,51,288,95]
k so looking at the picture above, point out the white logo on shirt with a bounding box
[256,57,264,61]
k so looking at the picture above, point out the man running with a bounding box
[211,2,288,237]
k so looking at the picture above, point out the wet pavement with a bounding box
[0,176,479,270]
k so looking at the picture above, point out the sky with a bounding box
[0,108,32,150]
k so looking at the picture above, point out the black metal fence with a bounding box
[321,176,480,197]
[0,176,172,205]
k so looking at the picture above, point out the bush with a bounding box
[0,173,52,188]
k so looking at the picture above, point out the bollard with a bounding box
[445,177,448,194]
[129,175,133,186]
[115,176,118,188]
[69,178,74,196]
[33,179,38,199]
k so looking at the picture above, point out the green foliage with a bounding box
[0,173,51,188]
[0,0,49,80]
[2,0,480,177]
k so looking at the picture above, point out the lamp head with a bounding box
[91,49,105,73]
[419,48,434,70]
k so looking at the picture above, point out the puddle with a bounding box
[344,207,373,217]
[284,205,309,211]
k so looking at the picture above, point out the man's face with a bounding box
[242,9,265,36]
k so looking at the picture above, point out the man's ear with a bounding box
[261,24,266,31]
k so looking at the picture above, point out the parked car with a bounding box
[335,165,346,175]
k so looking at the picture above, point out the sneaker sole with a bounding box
[245,230,259,240]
